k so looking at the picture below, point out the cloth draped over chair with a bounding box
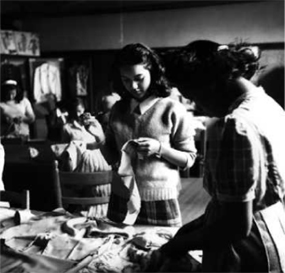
[51,141,112,219]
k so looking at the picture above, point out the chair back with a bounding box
[0,190,30,209]
[54,161,112,208]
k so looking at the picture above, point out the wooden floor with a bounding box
[179,177,211,225]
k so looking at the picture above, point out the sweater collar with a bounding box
[130,95,159,115]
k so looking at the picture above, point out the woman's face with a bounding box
[76,104,85,118]
[120,64,151,101]
[7,88,17,101]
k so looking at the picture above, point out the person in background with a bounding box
[96,90,121,132]
[84,43,197,227]
[61,98,99,149]
[0,80,35,139]
[59,97,111,218]
[60,97,111,171]
[147,40,285,272]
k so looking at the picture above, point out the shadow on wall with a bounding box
[255,64,284,109]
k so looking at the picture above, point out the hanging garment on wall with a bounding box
[33,62,62,103]
[76,65,89,96]
[68,64,89,96]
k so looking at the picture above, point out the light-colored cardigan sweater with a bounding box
[102,97,197,201]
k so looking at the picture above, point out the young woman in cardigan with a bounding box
[85,43,197,226]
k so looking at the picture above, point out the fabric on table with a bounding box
[1,244,76,273]
[131,228,173,249]
[1,210,125,262]
[42,234,107,261]
[1,207,199,272]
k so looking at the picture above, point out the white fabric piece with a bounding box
[64,141,86,171]
[0,143,9,207]
[33,63,62,103]
[118,141,141,225]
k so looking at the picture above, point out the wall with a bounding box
[22,1,284,52]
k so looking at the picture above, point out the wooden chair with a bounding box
[0,190,30,209]
[53,161,112,209]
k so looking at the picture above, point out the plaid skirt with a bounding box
[107,192,182,227]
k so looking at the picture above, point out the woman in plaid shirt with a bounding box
[148,40,285,272]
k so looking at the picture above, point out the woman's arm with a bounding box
[146,200,252,271]
[160,199,252,257]
[135,137,195,168]
[161,117,257,257]
[61,126,71,143]
[84,117,106,144]
[144,102,197,168]
[22,98,35,124]
[160,141,196,168]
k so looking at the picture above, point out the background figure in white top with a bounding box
[0,80,35,139]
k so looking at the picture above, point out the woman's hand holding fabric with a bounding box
[13,116,23,124]
[135,137,161,157]
[85,116,106,144]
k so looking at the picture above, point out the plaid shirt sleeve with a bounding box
[215,117,259,202]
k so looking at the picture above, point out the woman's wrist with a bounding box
[155,141,162,158]
[22,116,34,124]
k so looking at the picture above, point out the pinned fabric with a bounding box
[51,141,86,172]
[63,140,86,171]
[114,140,141,225]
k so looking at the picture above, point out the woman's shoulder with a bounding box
[0,102,10,111]
[20,97,32,106]
[157,97,188,113]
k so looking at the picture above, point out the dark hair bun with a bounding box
[228,44,261,79]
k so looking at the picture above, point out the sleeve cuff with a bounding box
[217,187,255,202]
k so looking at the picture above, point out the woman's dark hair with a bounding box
[164,40,260,89]
[110,43,171,99]
[1,81,23,103]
